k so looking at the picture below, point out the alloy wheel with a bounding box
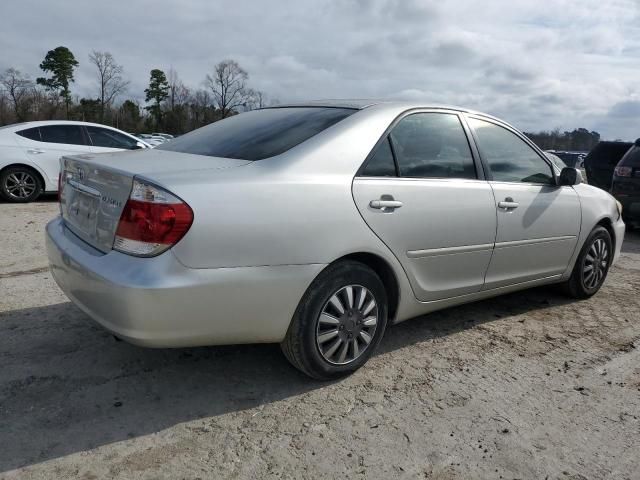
[3,171,37,200]
[583,238,608,289]
[316,285,378,365]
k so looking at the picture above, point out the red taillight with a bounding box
[114,180,193,257]
[614,166,632,177]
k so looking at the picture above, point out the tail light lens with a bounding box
[114,179,193,257]
[614,166,632,177]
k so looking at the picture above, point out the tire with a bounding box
[281,260,388,380]
[0,166,43,203]
[563,226,612,299]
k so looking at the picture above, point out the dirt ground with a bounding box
[1,198,639,480]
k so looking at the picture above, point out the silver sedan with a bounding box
[46,100,625,379]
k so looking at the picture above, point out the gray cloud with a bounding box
[0,0,638,139]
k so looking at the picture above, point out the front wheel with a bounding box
[563,226,612,299]
[281,261,388,379]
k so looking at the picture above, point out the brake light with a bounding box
[614,166,632,177]
[114,179,193,257]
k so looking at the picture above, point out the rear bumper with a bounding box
[46,217,325,347]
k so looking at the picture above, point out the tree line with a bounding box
[524,128,601,152]
[1,45,606,146]
[0,46,269,134]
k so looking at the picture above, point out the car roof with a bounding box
[269,99,482,114]
[4,120,128,130]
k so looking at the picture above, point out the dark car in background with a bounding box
[547,151,585,168]
[611,139,640,227]
[584,141,633,190]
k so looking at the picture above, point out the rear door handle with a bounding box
[27,149,45,154]
[369,198,403,211]
[370,200,403,209]
[498,197,519,209]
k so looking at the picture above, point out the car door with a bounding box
[352,110,497,302]
[16,124,89,187]
[85,125,141,153]
[467,116,581,289]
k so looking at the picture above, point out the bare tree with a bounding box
[0,68,34,121]
[89,51,129,122]
[245,88,267,110]
[167,68,191,110]
[205,60,252,118]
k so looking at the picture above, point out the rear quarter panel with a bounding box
[161,105,405,270]
[168,165,401,269]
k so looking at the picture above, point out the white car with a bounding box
[0,121,150,202]
[137,134,166,147]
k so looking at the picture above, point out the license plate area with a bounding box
[62,180,100,237]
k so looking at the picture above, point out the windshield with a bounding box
[157,107,356,160]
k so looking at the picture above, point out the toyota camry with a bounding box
[46,100,625,379]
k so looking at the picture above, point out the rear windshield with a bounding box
[157,107,356,160]
[586,142,633,166]
[619,146,640,166]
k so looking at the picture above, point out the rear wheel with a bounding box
[281,261,388,379]
[563,226,612,298]
[0,166,43,203]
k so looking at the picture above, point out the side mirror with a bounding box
[558,167,583,186]
[635,138,640,147]
[132,141,146,150]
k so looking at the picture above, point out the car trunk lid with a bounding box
[59,150,251,253]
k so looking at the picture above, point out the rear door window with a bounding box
[39,125,86,146]
[390,113,477,179]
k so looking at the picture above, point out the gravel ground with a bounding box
[1,199,639,480]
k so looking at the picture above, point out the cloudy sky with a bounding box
[1,0,639,139]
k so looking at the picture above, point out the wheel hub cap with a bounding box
[316,285,378,365]
[4,172,36,199]
[583,238,608,290]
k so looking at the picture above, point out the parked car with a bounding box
[584,141,633,191]
[136,134,166,147]
[545,151,567,170]
[47,101,624,379]
[611,138,640,227]
[0,121,150,202]
[547,151,585,169]
[152,133,175,140]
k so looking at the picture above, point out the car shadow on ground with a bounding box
[0,193,58,204]
[0,282,578,472]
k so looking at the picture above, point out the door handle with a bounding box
[27,149,45,154]
[498,197,519,209]
[370,197,403,211]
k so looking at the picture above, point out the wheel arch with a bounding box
[595,216,616,252]
[0,163,48,191]
[330,252,400,322]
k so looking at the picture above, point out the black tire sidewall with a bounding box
[573,226,612,296]
[292,262,388,379]
[0,167,43,203]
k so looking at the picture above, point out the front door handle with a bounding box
[27,149,45,154]
[498,197,519,209]
[370,197,403,212]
